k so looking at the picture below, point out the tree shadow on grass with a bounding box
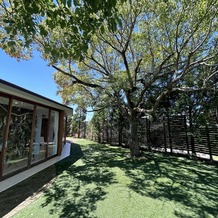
[113,153,218,218]
[76,143,218,218]
[0,142,83,217]
[41,142,118,218]
[5,141,218,217]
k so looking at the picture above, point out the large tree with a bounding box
[1,0,218,157]
[54,0,218,156]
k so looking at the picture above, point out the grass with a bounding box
[213,155,218,161]
[13,139,218,218]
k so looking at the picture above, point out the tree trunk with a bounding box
[106,120,109,143]
[129,114,141,157]
[118,110,123,146]
[78,109,81,138]
[216,105,218,124]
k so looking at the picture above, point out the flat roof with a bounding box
[0,79,73,116]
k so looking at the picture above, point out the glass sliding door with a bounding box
[48,110,59,157]
[32,106,49,164]
[3,100,33,175]
[0,96,9,173]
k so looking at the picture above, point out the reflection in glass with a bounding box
[32,106,48,163]
[0,96,9,165]
[3,100,33,175]
[48,110,59,157]
[62,116,67,145]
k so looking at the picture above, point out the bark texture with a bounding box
[129,114,141,157]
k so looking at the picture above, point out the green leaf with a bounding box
[100,25,105,33]
[5,26,12,34]
[61,0,67,5]
[67,0,72,7]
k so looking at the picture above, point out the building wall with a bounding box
[0,93,66,180]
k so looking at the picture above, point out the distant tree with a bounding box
[90,111,104,143]
[168,90,218,126]
[66,116,73,136]
[71,107,86,138]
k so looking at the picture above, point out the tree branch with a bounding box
[134,58,142,85]
[52,65,103,89]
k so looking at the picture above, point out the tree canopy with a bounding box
[0,0,122,60]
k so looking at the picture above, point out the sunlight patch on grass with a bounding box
[213,155,218,161]
[95,184,177,218]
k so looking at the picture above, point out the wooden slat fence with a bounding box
[147,115,218,162]
[92,113,218,162]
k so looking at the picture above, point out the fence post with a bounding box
[189,106,196,157]
[206,125,213,161]
[163,116,167,153]
[184,115,190,156]
[167,113,173,154]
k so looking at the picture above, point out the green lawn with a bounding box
[14,139,218,218]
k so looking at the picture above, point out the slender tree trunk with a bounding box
[118,110,123,146]
[129,113,141,157]
[78,110,81,138]
[102,119,105,143]
[216,105,218,124]
[83,121,86,138]
[97,122,101,143]
[106,119,109,143]
[78,120,81,138]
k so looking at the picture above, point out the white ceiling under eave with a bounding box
[0,79,73,116]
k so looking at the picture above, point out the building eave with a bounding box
[0,79,73,116]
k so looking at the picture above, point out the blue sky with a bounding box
[0,49,62,103]
[0,49,93,121]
